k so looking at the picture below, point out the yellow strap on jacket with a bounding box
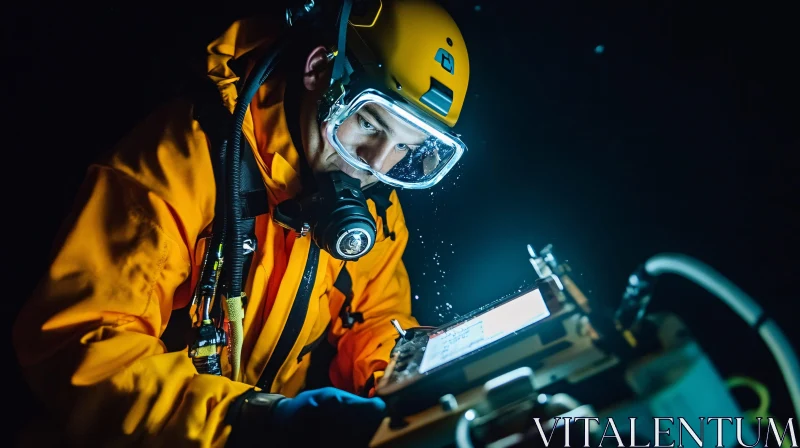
[12,16,418,447]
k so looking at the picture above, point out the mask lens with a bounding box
[329,95,464,189]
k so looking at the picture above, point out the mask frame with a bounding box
[322,87,467,189]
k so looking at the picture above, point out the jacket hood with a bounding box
[205,16,304,204]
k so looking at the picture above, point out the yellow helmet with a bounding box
[346,0,470,128]
[313,0,470,189]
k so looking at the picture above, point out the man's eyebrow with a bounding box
[363,106,394,136]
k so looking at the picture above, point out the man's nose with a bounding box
[357,143,394,173]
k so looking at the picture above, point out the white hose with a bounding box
[644,253,800,420]
[455,410,476,448]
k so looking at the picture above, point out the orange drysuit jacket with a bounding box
[12,17,418,446]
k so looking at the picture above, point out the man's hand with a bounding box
[271,387,387,446]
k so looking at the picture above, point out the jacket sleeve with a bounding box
[12,99,253,447]
[328,190,420,396]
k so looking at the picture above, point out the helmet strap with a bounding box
[330,0,354,84]
[315,0,354,126]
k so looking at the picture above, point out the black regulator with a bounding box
[274,171,377,260]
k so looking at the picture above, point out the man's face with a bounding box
[315,103,429,188]
[298,46,427,188]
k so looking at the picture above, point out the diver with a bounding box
[12,1,471,446]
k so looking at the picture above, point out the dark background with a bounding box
[6,0,798,439]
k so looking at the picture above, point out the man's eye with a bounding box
[396,143,420,152]
[358,115,375,131]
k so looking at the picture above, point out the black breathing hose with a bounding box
[225,30,296,296]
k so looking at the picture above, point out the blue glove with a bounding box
[271,387,387,446]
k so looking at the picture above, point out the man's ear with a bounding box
[303,46,332,91]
